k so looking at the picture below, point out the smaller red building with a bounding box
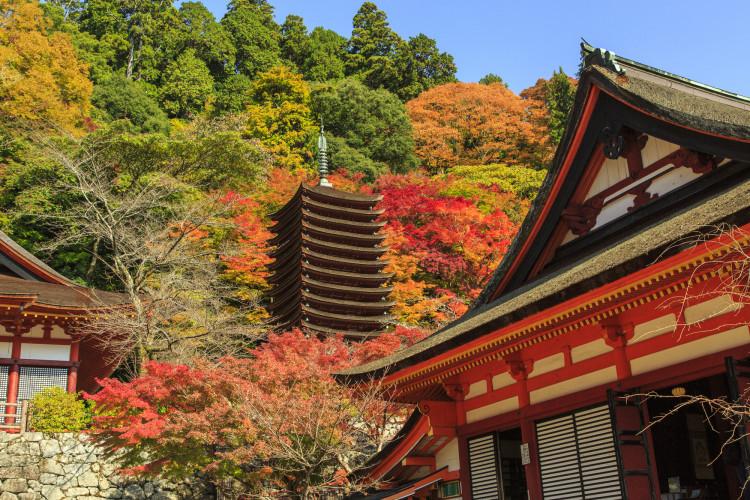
[0,231,127,426]
[340,45,750,499]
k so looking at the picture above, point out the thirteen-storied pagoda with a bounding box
[266,128,394,338]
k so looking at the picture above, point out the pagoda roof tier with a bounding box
[302,290,395,311]
[302,196,384,221]
[302,235,388,258]
[267,264,300,285]
[302,277,393,298]
[302,249,389,271]
[267,244,300,271]
[269,187,303,221]
[265,181,392,337]
[267,294,300,318]
[302,221,386,245]
[302,305,392,325]
[301,321,384,339]
[302,263,393,285]
[268,218,301,246]
[266,272,300,298]
[304,185,382,209]
[270,277,391,310]
[301,209,386,234]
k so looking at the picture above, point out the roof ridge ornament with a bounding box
[317,120,332,188]
[581,42,625,75]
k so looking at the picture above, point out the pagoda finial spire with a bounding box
[317,120,332,187]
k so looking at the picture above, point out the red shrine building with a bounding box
[341,45,750,499]
[0,231,126,426]
[266,129,394,338]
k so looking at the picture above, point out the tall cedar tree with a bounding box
[347,2,455,101]
[221,0,281,78]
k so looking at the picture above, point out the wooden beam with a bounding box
[401,456,435,468]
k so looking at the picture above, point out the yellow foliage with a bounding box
[0,0,92,135]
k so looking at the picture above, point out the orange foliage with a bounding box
[0,0,92,134]
[406,83,548,171]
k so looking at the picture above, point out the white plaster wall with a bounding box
[631,326,750,376]
[465,380,487,400]
[435,438,460,472]
[466,396,519,424]
[571,338,612,363]
[529,366,617,405]
[20,344,70,361]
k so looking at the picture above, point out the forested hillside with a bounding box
[0,0,580,493]
[0,0,576,334]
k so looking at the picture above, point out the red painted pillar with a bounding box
[67,341,80,393]
[5,333,21,425]
[604,324,632,380]
[513,365,542,500]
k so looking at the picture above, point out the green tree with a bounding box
[398,33,456,100]
[175,2,235,77]
[93,74,169,132]
[546,67,576,145]
[311,78,417,177]
[221,0,280,78]
[479,73,507,86]
[279,14,310,70]
[346,2,403,92]
[244,66,315,170]
[214,74,254,114]
[78,0,177,82]
[305,27,347,82]
[159,49,214,118]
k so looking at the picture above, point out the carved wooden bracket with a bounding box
[562,197,604,235]
[504,357,532,381]
[601,322,634,348]
[441,383,466,401]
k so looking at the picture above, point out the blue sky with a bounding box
[199,0,750,96]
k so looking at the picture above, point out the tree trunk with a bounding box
[85,238,100,281]
[126,38,135,79]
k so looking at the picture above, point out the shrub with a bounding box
[28,387,91,432]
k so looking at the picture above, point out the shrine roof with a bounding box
[0,274,129,310]
[337,167,750,381]
[0,231,75,285]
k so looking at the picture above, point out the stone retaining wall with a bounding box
[0,432,213,500]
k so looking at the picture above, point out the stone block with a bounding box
[21,466,38,482]
[39,441,60,459]
[121,484,144,500]
[22,433,42,443]
[38,461,63,476]
[40,485,63,500]
[0,433,19,443]
[62,487,89,497]
[1,478,27,493]
[76,473,98,488]
[0,468,23,480]
[37,474,59,486]
[0,492,18,500]
[17,493,40,500]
